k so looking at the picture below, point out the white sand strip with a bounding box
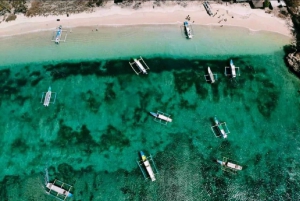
[0,1,292,37]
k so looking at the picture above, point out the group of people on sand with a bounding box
[185,15,195,23]
[212,9,234,27]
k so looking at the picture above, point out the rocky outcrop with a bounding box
[286,52,300,73]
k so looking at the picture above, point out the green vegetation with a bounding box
[263,0,270,8]
[285,0,300,50]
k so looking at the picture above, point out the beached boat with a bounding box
[216,158,242,171]
[43,87,52,107]
[230,59,237,78]
[213,116,227,138]
[184,21,193,39]
[150,111,172,123]
[203,1,213,16]
[140,151,156,181]
[55,25,62,44]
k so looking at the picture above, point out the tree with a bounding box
[264,0,270,8]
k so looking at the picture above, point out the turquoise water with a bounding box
[0,25,300,200]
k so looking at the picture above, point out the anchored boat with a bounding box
[208,67,215,83]
[150,111,172,123]
[184,21,193,39]
[211,116,230,138]
[230,59,237,78]
[204,67,217,83]
[216,157,242,174]
[129,56,150,75]
[43,87,52,107]
[137,151,158,181]
[225,59,240,77]
[46,179,73,200]
[214,116,227,138]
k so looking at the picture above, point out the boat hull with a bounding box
[208,67,215,83]
[230,59,236,77]
[140,151,156,181]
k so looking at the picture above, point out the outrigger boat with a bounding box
[46,179,73,200]
[216,157,242,174]
[136,151,158,182]
[150,111,172,125]
[43,87,52,107]
[230,59,236,78]
[203,1,213,16]
[211,116,229,138]
[225,59,240,78]
[41,86,57,107]
[129,56,150,75]
[204,67,217,83]
[184,21,193,39]
[55,25,62,44]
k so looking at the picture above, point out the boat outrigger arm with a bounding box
[129,56,150,75]
[217,157,242,174]
[211,116,230,138]
[150,111,172,125]
[136,151,159,181]
[204,67,217,83]
[225,59,240,78]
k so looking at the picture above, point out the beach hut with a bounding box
[235,0,250,2]
[250,0,264,8]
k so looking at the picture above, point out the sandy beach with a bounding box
[0,1,292,38]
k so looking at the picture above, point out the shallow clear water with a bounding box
[0,25,299,201]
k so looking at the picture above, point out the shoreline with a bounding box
[0,1,293,38]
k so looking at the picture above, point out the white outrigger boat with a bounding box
[55,25,62,44]
[41,87,56,107]
[225,59,240,78]
[51,25,68,44]
[211,116,229,138]
[136,151,158,181]
[150,111,172,125]
[183,21,193,39]
[46,179,73,200]
[43,87,52,107]
[129,56,150,75]
[204,67,217,83]
[216,157,242,174]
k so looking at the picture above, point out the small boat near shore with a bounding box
[136,151,159,181]
[55,25,62,44]
[225,59,240,77]
[184,21,193,39]
[150,111,172,124]
[129,56,150,75]
[203,1,213,16]
[214,116,227,138]
[43,87,52,107]
[204,67,217,83]
[216,157,242,173]
[46,179,73,200]
[230,59,237,78]
[140,151,156,181]
[210,116,230,138]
